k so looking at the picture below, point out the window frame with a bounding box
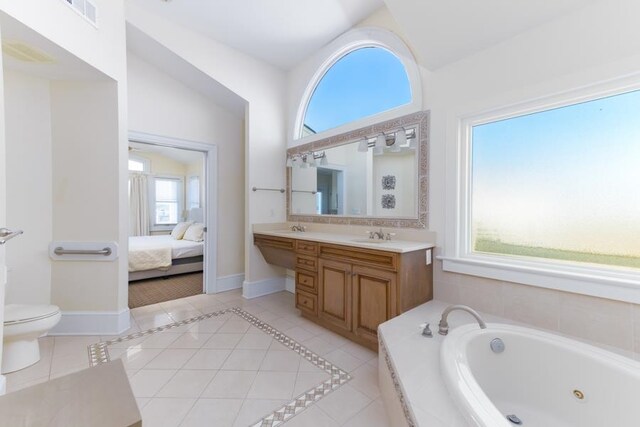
[442,79,640,304]
[149,174,184,231]
[128,155,150,173]
[292,27,422,144]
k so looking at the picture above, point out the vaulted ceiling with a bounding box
[129,0,599,71]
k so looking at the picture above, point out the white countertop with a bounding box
[254,229,435,254]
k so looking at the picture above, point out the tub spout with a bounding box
[438,305,487,336]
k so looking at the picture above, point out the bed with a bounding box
[128,235,204,282]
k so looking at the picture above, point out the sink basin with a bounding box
[351,238,389,244]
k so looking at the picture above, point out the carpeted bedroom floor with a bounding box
[128,272,203,308]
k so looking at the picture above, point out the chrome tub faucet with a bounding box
[438,305,487,336]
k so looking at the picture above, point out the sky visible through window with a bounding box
[303,47,411,135]
[472,89,640,269]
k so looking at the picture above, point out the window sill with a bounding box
[439,254,640,304]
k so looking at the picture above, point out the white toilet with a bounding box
[2,304,61,374]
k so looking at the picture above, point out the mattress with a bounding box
[129,235,204,260]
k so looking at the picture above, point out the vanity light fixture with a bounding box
[357,137,369,152]
[319,152,329,166]
[286,151,327,168]
[373,133,386,156]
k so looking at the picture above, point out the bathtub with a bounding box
[440,323,640,427]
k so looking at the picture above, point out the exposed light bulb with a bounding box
[357,137,369,152]
[396,128,407,146]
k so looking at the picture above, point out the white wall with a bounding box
[49,80,123,312]
[126,5,288,294]
[127,53,245,278]
[425,0,640,351]
[284,2,640,352]
[0,0,126,81]
[0,1,130,327]
[4,70,52,305]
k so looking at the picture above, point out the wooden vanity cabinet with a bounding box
[254,233,433,351]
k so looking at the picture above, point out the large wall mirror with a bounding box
[287,111,429,228]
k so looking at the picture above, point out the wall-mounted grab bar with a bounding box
[292,190,317,194]
[252,187,285,193]
[0,228,23,245]
[54,247,112,256]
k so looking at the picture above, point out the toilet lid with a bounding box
[4,304,60,325]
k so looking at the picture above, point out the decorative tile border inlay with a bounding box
[379,337,418,427]
[87,307,351,426]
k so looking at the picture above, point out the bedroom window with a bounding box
[187,176,200,210]
[150,176,184,227]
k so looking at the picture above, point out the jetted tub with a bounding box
[440,323,640,427]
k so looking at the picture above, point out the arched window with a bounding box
[301,46,412,137]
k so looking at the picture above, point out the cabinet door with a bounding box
[318,259,352,332]
[352,265,397,345]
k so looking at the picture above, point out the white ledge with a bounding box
[440,255,640,305]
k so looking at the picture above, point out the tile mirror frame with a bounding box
[286,110,429,228]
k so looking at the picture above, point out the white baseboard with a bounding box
[285,276,295,293]
[49,308,131,336]
[242,277,286,299]
[216,273,245,293]
[0,375,5,396]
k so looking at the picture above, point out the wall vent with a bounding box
[63,0,98,26]
[2,41,56,63]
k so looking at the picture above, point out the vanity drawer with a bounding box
[295,240,318,256]
[296,290,317,315]
[296,271,317,294]
[296,254,317,272]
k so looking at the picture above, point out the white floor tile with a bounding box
[182,349,232,370]
[232,398,289,427]
[235,333,273,350]
[180,398,243,427]
[202,333,243,349]
[316,384,372,425]
[145,349,198,370]
[259,350,302,372]
[221,349,267,370]
[129,369,177,397]
[168,332,213,349]
[246,371,297,399]
[284,406,340,427]
[140,397,195,427]
[349,363,380,399]
[292,372,331,396]
[155,369,217,398]
[342,399,390,427]
[323,349,367,372]
[200,370,258,398]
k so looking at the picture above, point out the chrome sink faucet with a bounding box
[291,222,306,232]
[438,305,487,336]
[369,228,387,240]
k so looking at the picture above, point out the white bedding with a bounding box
[129,235,204,272]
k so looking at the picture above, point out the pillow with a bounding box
[170,221,193,240]
[183,223,205,242]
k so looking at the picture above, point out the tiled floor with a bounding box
[5,290,391,426]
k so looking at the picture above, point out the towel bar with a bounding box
[54,247,112,256]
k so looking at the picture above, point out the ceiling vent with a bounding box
[2,41,56,64]
[64,0,97,25]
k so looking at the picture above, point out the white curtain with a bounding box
[129,173,150,236]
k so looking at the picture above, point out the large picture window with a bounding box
[470,89,640,271]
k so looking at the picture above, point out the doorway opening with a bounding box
[126,134,217,308]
